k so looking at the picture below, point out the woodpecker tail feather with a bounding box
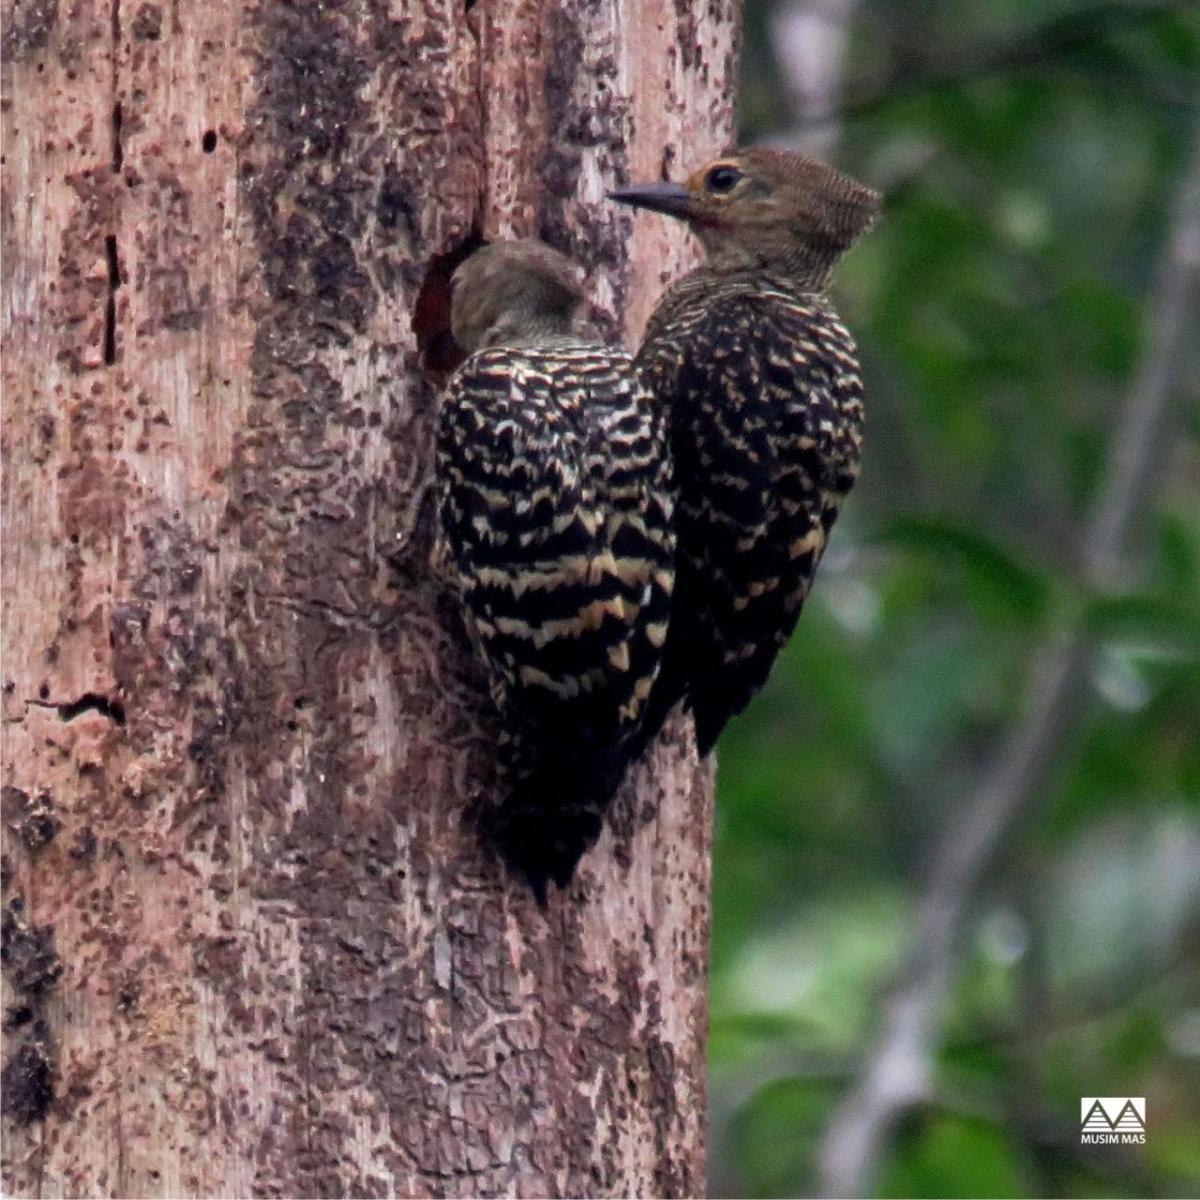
[488,745,627,905]
[692,702,725,760]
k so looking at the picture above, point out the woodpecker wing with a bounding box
[636,276,864,754]
[437,344,674,894]
[577,349,675,734]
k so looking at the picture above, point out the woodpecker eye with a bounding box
[704,165,742,194]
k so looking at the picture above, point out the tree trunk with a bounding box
[1,2,736,1196]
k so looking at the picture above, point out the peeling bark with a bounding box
[0,1,738,1196]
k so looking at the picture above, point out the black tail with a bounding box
[691,702,725,759]
[488,745,627,904]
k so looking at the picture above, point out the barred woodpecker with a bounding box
[611,149,880,756]
[436,239,674,902]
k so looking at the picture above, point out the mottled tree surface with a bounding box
[0,2,736,1196]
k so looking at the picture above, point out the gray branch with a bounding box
[770,0,863,158]
[817,112,1200,1199]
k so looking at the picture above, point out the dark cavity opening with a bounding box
[58,693,127,726]
[105,235,121,289]
[111,103,123,173]
[201,129,217,154]
[103,235,121,365]
[411,230,487,377]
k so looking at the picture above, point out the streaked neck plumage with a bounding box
[695,228,838,292]
[474,312,577,352]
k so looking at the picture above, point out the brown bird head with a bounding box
[610,148,881,286]
[450,239,584,355]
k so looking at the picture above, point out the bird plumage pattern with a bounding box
[612,149,880,755]
[635,270,865,755]
[436,241,674,901]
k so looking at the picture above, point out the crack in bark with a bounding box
[109,0,123,170]
[27,692,127,726]
[110,103,124,173]
[103,234,121,365]
[106,0,122,374]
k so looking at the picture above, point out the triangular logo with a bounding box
[1114,1100,1145,1130]
[1080,1097,1147,1136]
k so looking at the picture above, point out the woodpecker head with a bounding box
[610,148,881,285]
[450,239,584,355]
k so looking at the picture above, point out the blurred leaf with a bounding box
[732,1077,839,1197]
[1081,591,1200,651]
[1146,1124,1200,1186]
[713,887,909,1055]
[874,516,1053,624]
[1041,811,1200,997]
[1157,507,1200,596]
[870,625,1000,777]
[709,1011,826,1066]
[938,1039,1012,1100]
[880,1109,1033,1199]
[1057,277,1141,377]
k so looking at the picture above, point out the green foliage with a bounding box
[873,517,1053,626]
[713,2,1200,1195]
[731,1077,844,1196]
[879,1111,1034,1199]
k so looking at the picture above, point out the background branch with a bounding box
[816,109,1200,1199]
[797,0,1198,128]
[770,0,863,157]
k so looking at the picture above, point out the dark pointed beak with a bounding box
[608,181,692,219]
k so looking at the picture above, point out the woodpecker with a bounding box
[611,149,880,756]
[436,239,674,901]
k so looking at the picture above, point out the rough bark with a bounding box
[1,2,737,1196]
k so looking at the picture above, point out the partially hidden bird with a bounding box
[611,148,881,756]
[436,239,675,902]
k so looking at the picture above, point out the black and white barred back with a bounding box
[635,269,864,756]
[437,336,674,900]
